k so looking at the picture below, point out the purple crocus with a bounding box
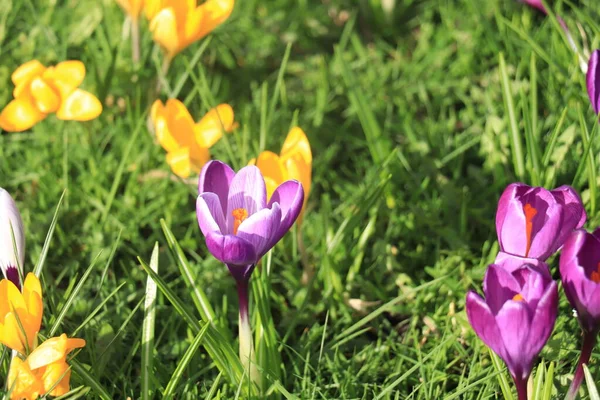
[0,188,24,290]
[559,228,600,399]
[466,263,558,399]
[196,160,304,381]
[587,50,600,115]
[521,0,546,14]
[495,183,586,263]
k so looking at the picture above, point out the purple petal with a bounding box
[496,183,524,249]
[587,50,600,115]
[226,166,267,233]
[4,266,20,291]
[198,161,235,216]
[0,188,25,285]
[551,185,586,250]
[465,291,505,360]
[236,203,282,259]
[268,180,304,243]
[495,300,533,381]
[205,231,257,266]
[526,189,562,260]
[527,281,558,361]
[494,252,546,274]
[522,0,547,13]
[483,264,520,314]
[498,199,529,257]
[196,193,227,235]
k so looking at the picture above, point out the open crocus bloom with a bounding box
[116,0,145,19]
[146,0,235,60]
[0,188,25,289]
[466,263,558,383]
[250,127,312,223]
[8,333,86,399]
[560,228,600,333]
[0,273,43,354]
[196,161,304,280]
[0,60,102,132]
[495,183,586,262]
[151,100,235,178]
[587,50,600,115]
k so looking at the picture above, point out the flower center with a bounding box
[232,208,248,235]
[523,203,538,257]
[591,263,600,284]
[512,293,524,302]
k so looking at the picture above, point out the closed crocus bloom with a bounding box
[587,50,600,115]
[147,0,235,60]
[495,183,585,262]
[0,60,102,132]
[151,100,235,178]
[0,273,43,354]
[196,160,304,281]
[251,127,312,222]
[466,263,558,398]
[116,0,145,19]
[0,188,25,289]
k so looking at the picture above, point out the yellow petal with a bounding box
[150,99,165,125]
[23,273,42,299]
[56,89,102,121]
[0,310,37,353]
[116,0,145,19]
[27,334,69,370]
[189,143,211,172]
[155,115,180,153]
[144,0,168,21]
[41,360,71,396]
[8,357,43,400]
[0,278,26,317]
[12,60,46,87]
[281,127,312,165]
[195,104,235,147]
[190,0,235,43]
[43,61,86,100]
[0,98,46,132]
[254,151,287,200]
[30,77,61,113]
[149,8,181,58]
[285,157,311,224]
[166,147,193,178]
[164,99,196,148]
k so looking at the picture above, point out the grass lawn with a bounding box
[1,0,600,398]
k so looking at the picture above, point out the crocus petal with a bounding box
[268,180,304,242]
[522,0,547,13]
[49,61,86,90]
[7,357,43,400]
[163,99,197,148]
[29,77,61,114]
[494,252,545,274]
[496,183,526,253]
[495,300,533,380]
[551,185,587,249]
[11,60,45,87]
[226,166,267,232]
[281,127,312,165]
[150,8,180,58]
[155,113,180,153]
[165,147,195,178]
[28,334,69,369]
[482,264,520,314]
[205,231,257,266]
[195,104,235,148]
[465,291,505,359]
[0,188,25,284]
[192,0,235,42]
[42,361,71,396]
[198,160,235,215]
[587,50,600,115]
[0,97,46,132]
[196,193,227,235]
[526,201,562,260]
[527,281,558,357]
[254,151,287,199]
[236,203,282,258]
[56,89,102,121]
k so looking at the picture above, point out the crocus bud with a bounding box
[521,0,547,13]
[559,228,600,333]
[0,188,25,289]
[495,183,586,262]
[587,50,600,115]
[466,263,558,388]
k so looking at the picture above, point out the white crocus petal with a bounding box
[0,188,25,282]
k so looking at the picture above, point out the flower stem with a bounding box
[236,278,260,386]
[513,376,528,400]
[131,18,140,64]
[567,331,598,400]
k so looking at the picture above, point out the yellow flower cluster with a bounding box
[0,273,85,400]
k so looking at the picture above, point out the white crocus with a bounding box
[0,187,25,288]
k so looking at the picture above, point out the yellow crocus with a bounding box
[7,333,86,399]
[116,0,145,19]
[0,60,103,132]
[151,99,235,178]
[0,273,43,354]
[145,0,235,60]
[250,127,312,223]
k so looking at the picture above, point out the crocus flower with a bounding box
[0,60,102,132]
[145,0,235,61]
[0,273,43,354]
[495,183,585,263]
[559,228,600,398]
[521,0,546,13]
[587,50,600,115]
[151,100,235,178]
[116,0,144,19]
[0,188,25,289]
[466,263,558,399]
[250,127,312,223]
[7,333,86,399]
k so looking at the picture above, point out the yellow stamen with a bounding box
[512,293,524,302]
[591,263,600,284]
[523,203,538,257]
[232,208,248,235]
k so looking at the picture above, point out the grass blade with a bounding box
[141,243,159,400]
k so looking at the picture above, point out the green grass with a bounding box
[1,0,600,398]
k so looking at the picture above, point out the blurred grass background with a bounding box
[1,0,600,398]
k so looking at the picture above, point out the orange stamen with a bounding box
[512,293,524,302]
[591,263,600,284]
[523,203,538,257]
[232,208,248,235]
